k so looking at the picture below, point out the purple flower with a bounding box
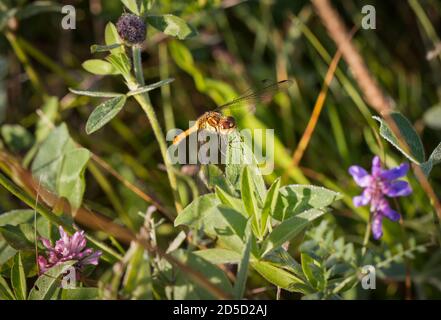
[116,13,146,45]
[38,226,102,274]
[349,156,412,240]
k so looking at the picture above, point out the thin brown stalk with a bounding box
[291,46,343,166]
[0,150,231,299]
[311,0,441,220]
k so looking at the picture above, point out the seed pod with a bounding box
[116,13,146,45]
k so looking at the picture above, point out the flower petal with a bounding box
[371,214,383,240]
[383,180,412,197]
[371,156,382,176]
[81,250,102,266]
[348,165,371,187]
[380,163,409,181]
[379,199,401,221]
[353,189,371,207]
[40,237,53,250]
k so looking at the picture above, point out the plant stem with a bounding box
[130,46,182,213]
[5,31,46,98]
[159,43,176,132]
[361,215,371,257]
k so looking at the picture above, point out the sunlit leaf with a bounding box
[61,288,99,300]
[28,261,76,300]
[69,88,122,98]
[261,209,325,256]
[0,224,35,251]
[126,78,175,96]
[193,249,241,265]
[146,14,198,40]
[273,185,341,221]
[251,261,309,293]
[0,274,15,300]
[85,95,126,134]
[373,112,425,164]
[11,252,27,300]
[82,59,118,75]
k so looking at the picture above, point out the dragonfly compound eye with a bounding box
[226,116,236,128]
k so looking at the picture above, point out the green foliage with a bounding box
[1,0,441,301]
[146,14,198,40]
[373,112,425,164]
[175,133,340,292]
[31,124,90,211]
[11,252,26,300]
[86,96,127,134]
[82,59,119,76]
[28,261,76,300]
[374,112,441,176]
[1,124,33,152]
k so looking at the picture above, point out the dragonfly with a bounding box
[172,79,293,146]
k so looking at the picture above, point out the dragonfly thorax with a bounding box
[197,111,237,134]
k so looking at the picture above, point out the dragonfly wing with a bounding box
[213,79,293,113]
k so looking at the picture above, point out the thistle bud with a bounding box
[116,13,146,45]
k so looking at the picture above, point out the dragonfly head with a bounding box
[219,116,236,133]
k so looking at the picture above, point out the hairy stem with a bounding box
[130,46,182,213]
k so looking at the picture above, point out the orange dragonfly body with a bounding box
[172,79,292,145]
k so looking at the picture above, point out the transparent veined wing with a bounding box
[213,79,293,113]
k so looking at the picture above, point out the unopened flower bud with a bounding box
[116,13,146,45]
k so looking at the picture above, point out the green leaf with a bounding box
[104,22,124,55]
[28,261,76,300]
[0,224,35,251]
[126,78,175,97]
[1,124,34,152]
[85,95,127,134]
[90,43,122,54]
[69,88,122,98]
[146,14,198,40]
[373,112,425,164]
[61,288,99,300]
[11,252,27,300]
[274,185,341,221]
[261,209,325,256]
[172,250,233,299]
[251,261,309,293]
[301,253,317,289]
[203,165,236,194]
[35,96,58,143]
[16,1,62,20]
[0,274,15,300]
[82,59,118,75]
[262,247,304,278]
[122,243,152,299]
[57,148,91,211]
[105,54,131,76]
[193,249,241,265]
[215,186,243,213]
[233,231,252,299]
[175,195,247,253]
[0,210,34,226]
[121,0,140,15]
[420,142,441,176]
[261,177,281,235]
[31,124,90,211]
[225,132,266,200]
[241,166,261,237]
[423,105,441,130]
[174,194,220,228]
